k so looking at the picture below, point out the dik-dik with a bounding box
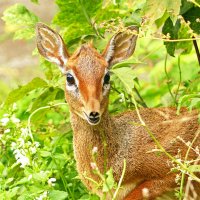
[36,23,200,200]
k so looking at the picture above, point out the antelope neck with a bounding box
[70,110,117,172]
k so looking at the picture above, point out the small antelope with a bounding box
[36,23,200,200]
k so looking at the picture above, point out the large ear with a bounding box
[102,26,139,67]
[36,22,70,73]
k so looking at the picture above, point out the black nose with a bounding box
[89,112,100,124]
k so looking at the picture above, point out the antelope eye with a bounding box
[103,72,110,85]
[66,73,75,85]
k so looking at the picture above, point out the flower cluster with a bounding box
[10,127,40,168]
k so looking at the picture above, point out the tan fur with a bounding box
[36,23,200,200]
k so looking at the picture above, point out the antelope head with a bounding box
[36,23,138,125]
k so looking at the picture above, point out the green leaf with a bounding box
[183,7,200,34]
[177,93,200,114]
[180,0,193,15]
[5,77,47,106]
[102,169,115,192]
[143,0,181,25]
[111,67,136,93]
[162,18,180,56]
[2,4,39,40]
[176,20,193,55]
[167,0,181,23]
[49,190,68,200]
[30,87,64,112]
[188,165,200,172]
[31,0,39,4]
[112,57,142,69]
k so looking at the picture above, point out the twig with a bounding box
[192,37,200,66]
[174,56,182,105]
[134,87,147,108]
[164,53,176,104]
[179,129,200,200]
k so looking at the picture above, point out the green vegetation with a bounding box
[0,0,200,199]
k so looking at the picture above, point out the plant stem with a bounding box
[134,87,147,108]
[164,53,176,105]
[174,56,182,105]
[179,129,200,199]
[112,159,126,200]
[192,37,200,66]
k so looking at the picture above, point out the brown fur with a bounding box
[36,23,200,200]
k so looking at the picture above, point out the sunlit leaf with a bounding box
[112,67,136,93]
[5,77,47,106]
[2,4,39,40]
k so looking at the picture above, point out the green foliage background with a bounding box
[0,0,200,199]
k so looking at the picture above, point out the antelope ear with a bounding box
[102,26,139,67]
[36,22,70,73]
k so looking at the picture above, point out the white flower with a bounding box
[28,174,33,181]
[3,114,9,117]
[4,129,10,133]
[48,178,56,187]
[90,162,97,170]
[35,142,40,148]
[1,118,9,126]
[92,146,98,154]
[29,146,37,154]
[12,103,17,111]
[35,191,48,200]
[21,128,28,137]
[18,138,25,147]
[11,142,17,150]
[11,116,20,123]
[13,149,30,168]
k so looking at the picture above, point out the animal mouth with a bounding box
[83,112,101,125]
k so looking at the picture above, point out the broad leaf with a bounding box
[102,169,115,192]
[183,7,200,34]
[2,4,39,40]
[5,77,47,106]
[112,67,136,93]
[162,18,180,56]
[49,190,68,200]
[112,57,142,69]
[143,0,181,25]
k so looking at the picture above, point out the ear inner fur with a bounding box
[36,23,69,71]
[102,26,139,67]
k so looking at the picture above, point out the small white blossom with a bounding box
[28,174,33,181]
[12,103,17,111]
[35,142,40,148]
[11,116,20,123]
[29,146,37,154]
[35,191,48,200]
[48,178,56,187]
[18,138,25,147]
[21,128,28,137]
[13,149,30,168]
[3,114,9,117]
[11,142,17,150]
[4,129,10,133]
[92,146,98,154]
[90,162,97,170]
[1,118,9,126]
[142,188,149,198]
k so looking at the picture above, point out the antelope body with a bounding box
[36,23,200,200]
